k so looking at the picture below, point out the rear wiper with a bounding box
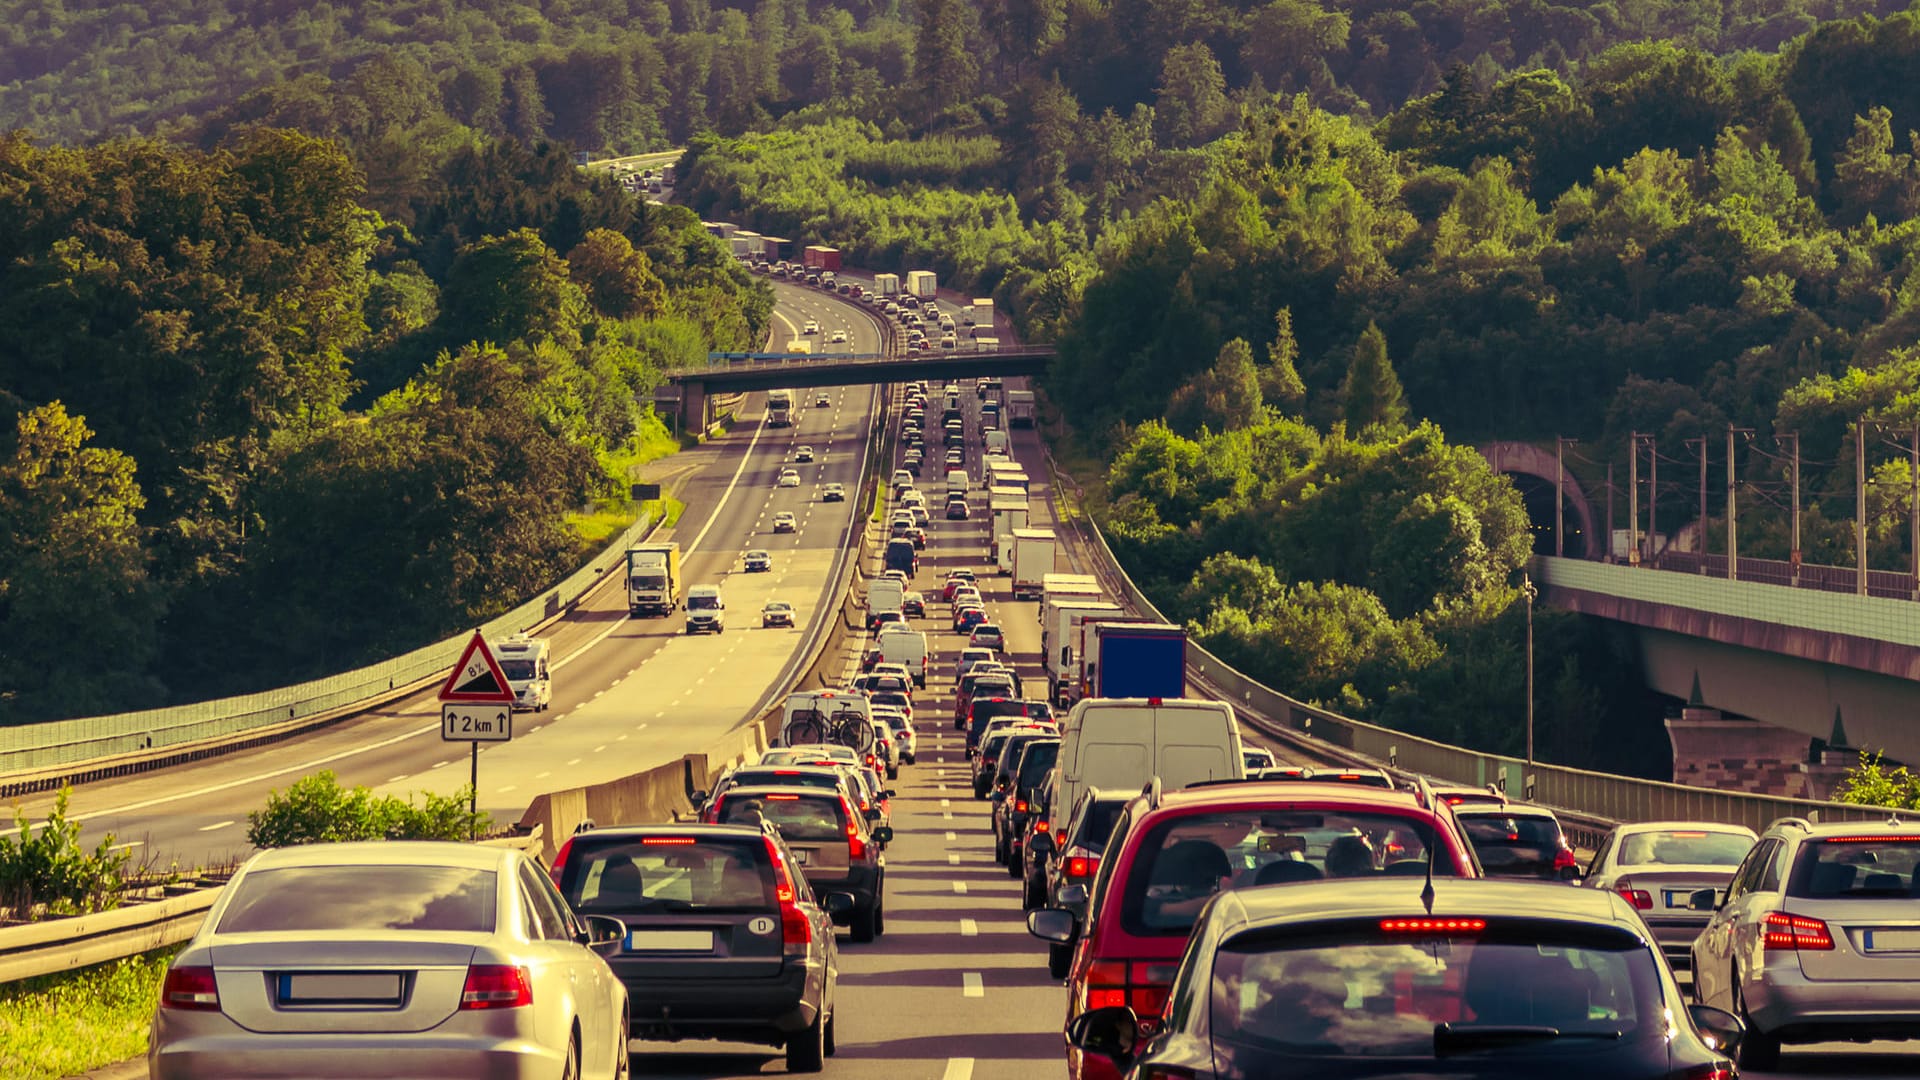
[1434,1024,1623,1055]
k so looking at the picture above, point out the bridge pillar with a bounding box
[1665,709,1826,798]
[679,379,708,434]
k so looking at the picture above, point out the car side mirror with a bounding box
[865,807,883,822]
[1066,1005,1140,1065]
[691,790,709,807]
[1058,883,1089,906]
[885,789,898,798]
[1688,887,1719,912]
[822,892,857,916]
[1686,1003,1745,1056]
[1029,832,1055,855]
[1028,908,1077,944]
[579,914,626,948]
[871,825,894,845]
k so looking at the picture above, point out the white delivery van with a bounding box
[875,626,930,687]
[985,429,1009,456]
[684,583,725,634]
[867,577,906,616]
[1051,698,1243,832]
[491,634,552,712]
[946,469,970,498]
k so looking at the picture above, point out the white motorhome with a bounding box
[491,634,552,712]
[1051,697,1244,835]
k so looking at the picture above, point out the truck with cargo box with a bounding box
[1011,529,1057,600]
[906,270,938,297]
[803,245,842,271]
[1085,622,1188,700]
[625,542,683,616]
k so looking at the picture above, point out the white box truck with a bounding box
[1011,528,1057,600]
[991,493,1030,571]
[1041,601,1123,706]
[972,298,994,328]
[873,272,901,296]
[906,270,938,297]
[626,542,682,615]
[1006,389,1036,427]
[1040,573,1102,621]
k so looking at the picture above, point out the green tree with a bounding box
[1339,322,1408,433]
[1261,308,1307,413]
[0,404,162,723]
[1166,337,1263,434]
[567,228,669,320]
[1832,106,1920,224]
[439,228,591,352]
[1155,41,1228,147]
[914,0,982,120]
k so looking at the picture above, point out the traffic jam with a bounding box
[146,370,1920,1079]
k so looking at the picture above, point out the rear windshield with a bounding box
[1617,830,1753,867]
[1123,810,1455,936]
[1074,801,1128,853]
[1017,742,1061,788]
[561,838,773,913]
[728,769,841,793]
[219,866,495,934]
[971,698,1027,724]
[717,793,848,843]
[1459,814,1563,849]
[1209,930,1659,1058]
[997,737,1047,777]
[1793,838,1920,898]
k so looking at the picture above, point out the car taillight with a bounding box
[1067,854,1099,878]
[1763,911,1834,950]
[840,795,867,860]
[461,965,534,1009]
[1617,879,1652,910]
[1553,847,1579,872]
[1033,820,1050,834]
[161,965,220,1011]
[1084,959,1177,1019]
[764,836,812,950]
[1679,1066,1734,1080]
[1015,799,1028,813]
[550,838,574,884]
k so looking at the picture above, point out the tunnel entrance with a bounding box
[1505,470,1590,559]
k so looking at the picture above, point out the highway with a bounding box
[20,280,887,872]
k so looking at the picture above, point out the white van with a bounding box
[684,583,725,634]
[875,626,929,687]
[492,634,551,712]
[1051,698,1243,830]
[985,429,1009,456]
[867,577,906,617]
[946,469,969,498]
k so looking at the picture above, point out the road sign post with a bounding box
[438,632,517,836]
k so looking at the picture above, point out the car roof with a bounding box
[571,823,766,842]
[719,784,848,803]
[1208,876,1642,936]
[1786,819,1920,838]
[1452,804,1561,821]
[1609,820,1757,837]
[1152,780,1435,815]
[247,840,509,871]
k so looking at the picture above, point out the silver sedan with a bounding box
[150,841,630,1079]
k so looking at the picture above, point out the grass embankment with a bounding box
[568,416,687,544]
[0,947,177,1079]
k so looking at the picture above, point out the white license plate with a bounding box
[1664,889,1710,909]
[624,930,715,951]
[280,974,402,1003]
[1861,929,1920,952]
[791,849,811,864]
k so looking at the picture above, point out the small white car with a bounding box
[743,549,773,572]
[773,512,798,533]
[822,483,845,502]
[762,600,795,627]
[777,469,801,488]
[795,446,815,463]
[830,329,848,344]
[816,391,831,406]
[803,320,819,334]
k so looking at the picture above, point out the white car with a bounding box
[822,483,845,502]
[830,329,848,344]
[777,469,801,488]
[795,445,815,463]
[149,842,631,1080]
[815,391,832,406]
[773,511,798,533]
[803,320,819,334]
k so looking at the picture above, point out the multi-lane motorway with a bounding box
[25,271,1918,1078]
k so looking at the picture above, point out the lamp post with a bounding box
[1523,573,1538,767]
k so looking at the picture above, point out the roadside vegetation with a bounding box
[245,771,492,847]
[0,946,177,1080]
[0,790,132,920]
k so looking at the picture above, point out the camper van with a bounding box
[491,635,552,712]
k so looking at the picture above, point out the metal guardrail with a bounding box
[1,512,657,780]
[1056,462,1890,837]
[663,345,1056,379]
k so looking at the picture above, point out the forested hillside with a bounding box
[0,133,768,723]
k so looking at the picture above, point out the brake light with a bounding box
[840,795,867,860]
[1823,835,1920,843]
[1033,820,1050,834]
[1083,959,1177,1018]
[1619,888,1653,910]
[1763,912,1834,950]
[1380,918,1486,932]
[550,838,575,884]
[1553,847,1579,872]
[161,966,220,1011]
[1679,1067,1733,1080]
[641,837,697,845]
[1015,799,1028,813]
[1067,855,1098,878]
[1086,960,1129,1009]
[764,836,812,950]
[461,965,534,1009]
[767,794,801,801]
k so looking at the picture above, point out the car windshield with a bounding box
[688,594,719,610]
[1123,810,1455,935]
[1617,830,1754,867]
[218,866,496,933]
[561,837,774,913]
[766,603,790,611]
[716,793,848,843]
[1016,741,1060,788]
[499,659,537,681]
[1208,929,1658,1058]
[1459,814,1563,849]
[1794,838,1920,898]
[1075,800,1128,852]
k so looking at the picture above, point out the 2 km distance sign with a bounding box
[443,703,511,742]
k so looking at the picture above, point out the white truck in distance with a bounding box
[1041,601,1124,707]
[625,542,682,616]
[1039,573,1102,622]
[867,577,906,617]
[970,298,994,328]
[1006,389,1036,427]
[873,272,900,297]
[991,493,1030,571]
[906,270,938,297]
[1010,528,1057,600]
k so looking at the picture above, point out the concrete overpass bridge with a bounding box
[657,347,1057,428]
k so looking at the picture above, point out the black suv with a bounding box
[552,823,853,1071]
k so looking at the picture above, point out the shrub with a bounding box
[1833,751,1920,810]
[0,789,130,919]
[246,771,491,848]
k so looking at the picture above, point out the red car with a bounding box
[1030,780,1481,1080]
[942,572,977,602]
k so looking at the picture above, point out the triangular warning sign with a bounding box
[439,632,516,703]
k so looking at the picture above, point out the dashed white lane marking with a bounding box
[199,820,235,832]
[948,853,961,865]
[432,760,452,769]
[617,734,629,742]
[594,690,605,699]
[636,723,648,731]
[940,798,951,807]
[655,711,666,719]
[946,831,958,841]
[536,772,551,779]
[386,775,408,784]
[959,918,979,937]
[593,745,607,753]
[113,840,144,850]
[567,758,582,766]
[498,785,517,794]
[961,973,984,997]
[953,881,967,894]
